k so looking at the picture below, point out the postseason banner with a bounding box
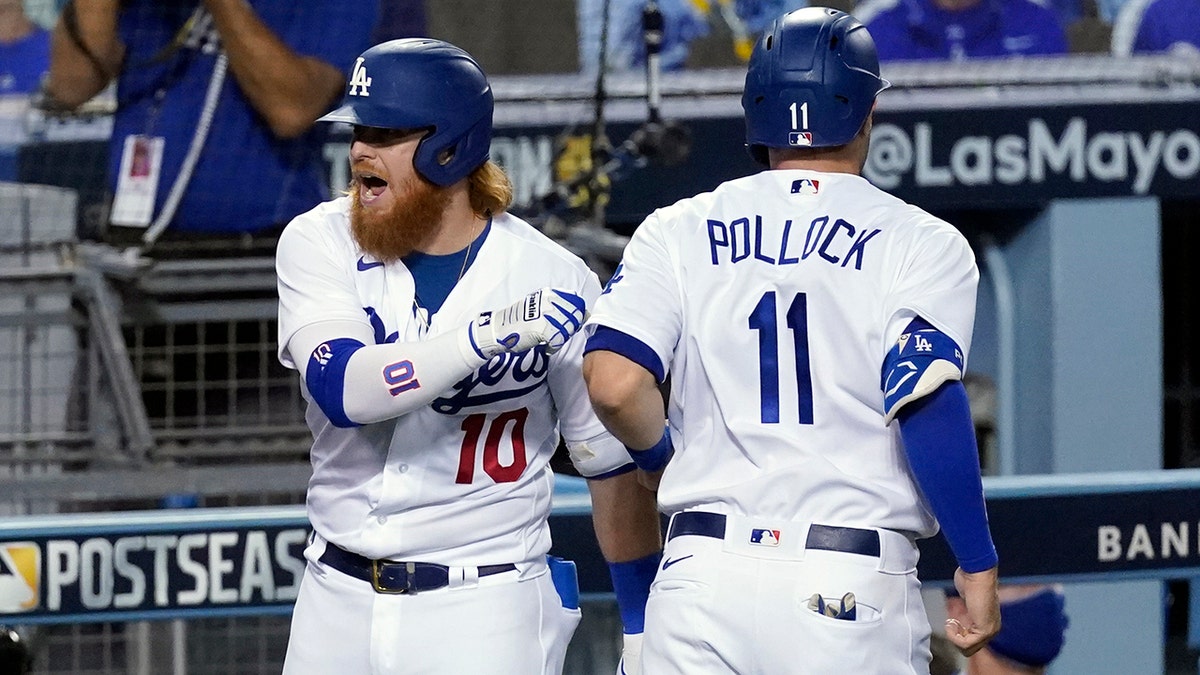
[3,471,1200,622]
[0,511,309,624]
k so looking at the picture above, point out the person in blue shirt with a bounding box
[1111,0,1200,56]
[0,0,50,96]
[0,0,51,180]
[855,0,1069,60]
[45,0,378,245]
[577,0,807,73]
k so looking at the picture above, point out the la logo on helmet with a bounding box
[348,57,372,97]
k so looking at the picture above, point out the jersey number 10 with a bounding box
[456,408,529,484]
[749,291,814,425]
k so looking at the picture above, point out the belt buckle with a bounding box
[371,559,415,594]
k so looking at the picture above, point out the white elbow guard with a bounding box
[566,431,632,478]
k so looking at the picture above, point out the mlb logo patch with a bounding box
[0,542,40,613]
[790,179,820,195]
[750,529,782,547]
[788,131,813,147]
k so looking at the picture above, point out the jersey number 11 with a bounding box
[749,291,814,425]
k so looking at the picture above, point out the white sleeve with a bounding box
[277,215,488,425]
[287,320,488,425]
[275,216,371,368]
[883,225,979,366]
[584,212,683,377]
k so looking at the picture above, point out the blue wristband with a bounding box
[627,427,673,472]
[608,551,662,634]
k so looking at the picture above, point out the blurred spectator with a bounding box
[577,0,806,73]
[44,0,378,249]
[942,584,1069,674]
[1111,0,1200,56]
[1066,0,1114,54]
[372,0,427,42]
[0,0,49,96]
[0,0,49,180]
[856,0,1068,60]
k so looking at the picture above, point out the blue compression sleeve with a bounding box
[897,380,998,573]
[608,551,662,634]
[305,338,365,428]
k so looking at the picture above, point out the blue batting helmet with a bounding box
[742,7,889,163]
[319,38,494,187]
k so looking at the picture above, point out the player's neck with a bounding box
[771,157,863,175]
[417,193,487,255]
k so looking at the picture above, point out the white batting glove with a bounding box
[468,288,586,360]
[617,633,643,675]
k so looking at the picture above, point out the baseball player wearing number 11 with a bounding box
[584,8,1001,674]
[276,39,661,674]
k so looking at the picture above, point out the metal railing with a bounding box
[0,182,313,516]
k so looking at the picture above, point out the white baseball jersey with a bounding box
[588,169,978,536]
[276,196,628,566]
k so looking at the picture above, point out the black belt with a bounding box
[667,511,882,557]
[320,542,517,594]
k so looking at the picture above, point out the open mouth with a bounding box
[357,173,389,204]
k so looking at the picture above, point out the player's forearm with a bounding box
[335,327,488,425]
[203,0,344,138]
[46,0,123,108]
[587,470,662,562]
[290,322,485,427]
[590,469,663,646]
[897,380,998,572]
[582,351,666,450]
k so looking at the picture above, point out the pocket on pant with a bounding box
[793,607,887,672]
[797,599,885,629]
[542,596,582,674]
[794,551,899,625]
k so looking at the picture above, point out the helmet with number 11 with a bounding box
[741,7,890,164]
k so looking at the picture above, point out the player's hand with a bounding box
[945,565,1001,657]
[616,632,643,675]
[469,288,587,359]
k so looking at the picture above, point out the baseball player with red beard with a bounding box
[583,8,1001,674]
[276,39,661,674]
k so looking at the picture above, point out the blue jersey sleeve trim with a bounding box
[897,380,998,573]
[305,338,366,429]
[585,326,666,383]
[585,462,638,481]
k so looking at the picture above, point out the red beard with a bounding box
[349,173,452,262]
